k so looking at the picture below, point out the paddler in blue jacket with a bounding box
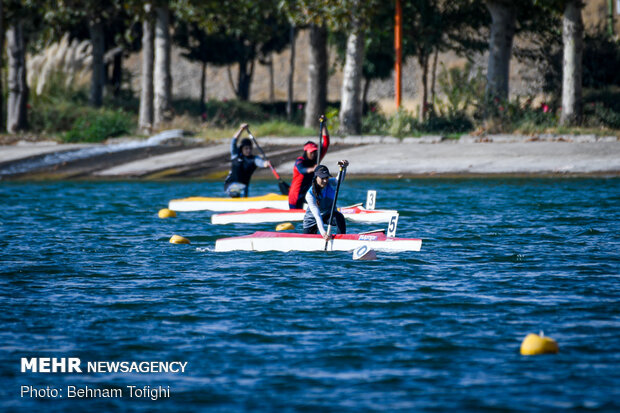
[224,123,271,197]
[303,161,349,240]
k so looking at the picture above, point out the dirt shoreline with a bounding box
[1,133,619,180]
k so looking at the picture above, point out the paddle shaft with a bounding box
[246,129,290,195]
[247,130,281,179]
[317,118,324,163]
[324,164,346,251]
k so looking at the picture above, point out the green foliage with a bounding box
[29,100,89,134]
[201,99,271,127]
[63,109,134,143]
[253,120,315,137]
[422,113,474,134]
[360,106,474,137]
[434,62,486,120]
[388,107,415,138]
[281,0,384,32]
[583,34,620,88]
[583,102,620,129]
[29,70,89,108]
[485,97,557,133]
[361,109,389,134]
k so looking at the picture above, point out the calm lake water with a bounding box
[1,178,619,412]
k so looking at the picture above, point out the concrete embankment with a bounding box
[0,132,618,180]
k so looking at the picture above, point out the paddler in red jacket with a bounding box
[288,118,330,209]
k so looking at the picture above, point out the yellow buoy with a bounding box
[158,208,176,218]
[169,235,190,244]
[520,332,559,355]
[275,222,295,231]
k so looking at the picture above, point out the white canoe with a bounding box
[168,193,289,212]
[211,206,399,224]
[215,231,422,252]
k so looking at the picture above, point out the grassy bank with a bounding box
[5,80,620,144]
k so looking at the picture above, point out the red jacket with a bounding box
[288,133,330,209]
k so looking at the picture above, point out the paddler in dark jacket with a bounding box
[288,120,330,209]
[224,123,271,197]
[303,161,348,240]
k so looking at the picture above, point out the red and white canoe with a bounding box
[214,231,422,252]
[211,205,399,225]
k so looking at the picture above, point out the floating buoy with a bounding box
[169,235,190,244]
[520,332,559,355]
[275,222,295,231]
[158,208,176,218]
[353,245,377,261]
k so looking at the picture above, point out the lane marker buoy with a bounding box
[353,245,377,261]
[276,222,294,231]
[520,332,559,355]
[169,235,190,244]
[158,208,176,218]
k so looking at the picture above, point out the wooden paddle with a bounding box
[246,128,290,196]
[324,162,347,251]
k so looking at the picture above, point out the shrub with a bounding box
[420,113,474,134]
[30,100,90,134]
[584,102,620,129]
[388,107,415,138]
[202,99,270,127]
[63,109,134,143]
[253,120,314,137]
[361,109,389,134]
[435,62,486,120]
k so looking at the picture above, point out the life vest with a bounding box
[288,133,330,208]
[225,155,257,187]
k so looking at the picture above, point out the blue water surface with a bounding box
[1,178,619,412]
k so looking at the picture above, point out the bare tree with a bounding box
[560,0,583,126]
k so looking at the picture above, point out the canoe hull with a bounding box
[215,231,422,252]
[211,206,398,224]
[168,193,289,212]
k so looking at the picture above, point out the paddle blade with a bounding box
[278,180,290,195]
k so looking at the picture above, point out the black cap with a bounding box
[240,138,252,148]
[314,165,332,178]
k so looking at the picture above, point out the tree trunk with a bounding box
[268,58,275,103]
[89,19,105,107]
[362,77,371,114]
[419,53,429,122]
[340,26,364,135]
[339,26,365,135]
[154,3,172,127]
[0,0,4,131]
[430,47,439,109]
[139,11,154,133]
[304,24,327,128]
[200,61,207,116]
[485,1,516,102]
[6,21,28,133]
[286,26,296,121]
[237,56,254,101]
[112,52,122,97]
[560,0,583,126]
